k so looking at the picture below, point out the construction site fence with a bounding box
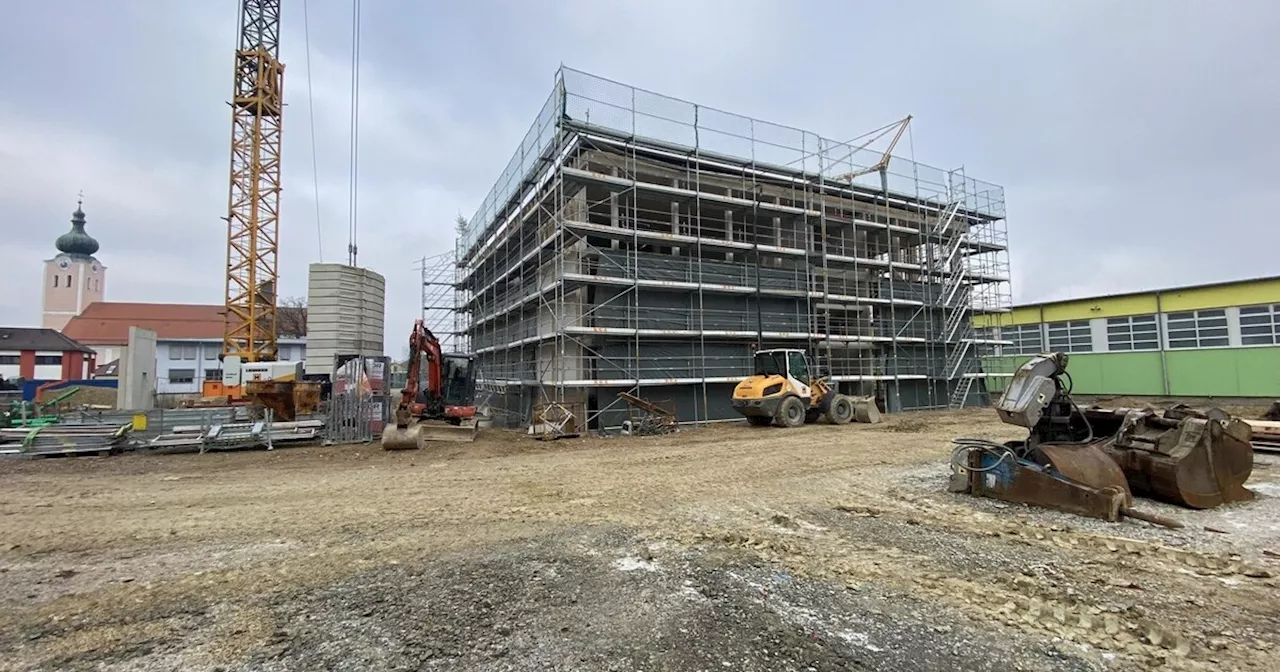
[460,67,1007,258]
[469,307,950,352]
[475,350,955,384]
[460,197,1009,295]
[468,248,960,307]
[325,355,393,444]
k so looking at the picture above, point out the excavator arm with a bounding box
[394,319,443,427]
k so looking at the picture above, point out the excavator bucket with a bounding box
[415,419,479,444]
[1095,409,1255,509]
[380,419,478,450]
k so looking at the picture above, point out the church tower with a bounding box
[42,198,106,331]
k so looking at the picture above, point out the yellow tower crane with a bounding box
[205,0,299,399]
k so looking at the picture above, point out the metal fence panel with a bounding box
[326,355,392,443]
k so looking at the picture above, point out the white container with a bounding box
[305,263,386,377]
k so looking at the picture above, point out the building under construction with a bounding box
[452,67,1012,429]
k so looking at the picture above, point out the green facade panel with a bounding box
[1165,347,1280,397]
[982,346,1280,398]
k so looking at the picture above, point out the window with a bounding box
[204,346,218,360]
[52,275,59,288]
[168,369,195,384]
[171,344,197,360]
[66,274,71,287]
[279,346,291,361]
[204,369,223,381]
[1006,323,1044,355]
[1240,304,1280,346]
[787,351,810,385]
[1046,320,1093,353]
[1106,314,1159,351]
[0,355,19,365]
[1166,309,1228,349]
[35,355,62,365]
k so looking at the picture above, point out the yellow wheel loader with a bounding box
[731,348,880,427]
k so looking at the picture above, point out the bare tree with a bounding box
[277,296,308,338]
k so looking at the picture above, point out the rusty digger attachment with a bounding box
[949,352,1254,527]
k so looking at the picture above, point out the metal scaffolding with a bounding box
[418,251,462,353]
[455,67,1012,429]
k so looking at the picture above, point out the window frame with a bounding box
[34,354,63,365]
[1105,314,1160,352]
[168,369,196,385]
[1045,320,1093,354]
[1165,309,1229,349]
[1239,303,1279,347]
[1006,323,1044,356]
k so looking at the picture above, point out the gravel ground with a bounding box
[1,408,1277,671]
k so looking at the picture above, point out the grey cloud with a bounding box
[1,0,1276,337]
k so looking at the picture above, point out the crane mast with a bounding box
[223,0,284,364]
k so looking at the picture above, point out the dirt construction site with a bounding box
[2,409,1278,672]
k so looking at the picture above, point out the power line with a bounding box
[346,0,362,267]
[302,0,323,262]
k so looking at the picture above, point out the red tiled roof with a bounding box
[62,302,227,344]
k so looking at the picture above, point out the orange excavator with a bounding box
[381,319,479,449]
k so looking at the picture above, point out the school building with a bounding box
[976,275,1280,399]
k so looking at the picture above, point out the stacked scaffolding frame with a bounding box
[455,67,1012,429]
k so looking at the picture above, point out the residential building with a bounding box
[42,199,106,330]
[0,327,96,381]
[455,67,1012,429]
[976,275,1280,398]
[62,302,307,394]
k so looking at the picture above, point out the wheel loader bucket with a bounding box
[381,419,479,450]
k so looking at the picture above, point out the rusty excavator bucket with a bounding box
[1085,406,1255,509]
[381,419,479,450]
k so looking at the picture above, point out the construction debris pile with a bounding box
[950,352,1259,527]
[618,391,678,436]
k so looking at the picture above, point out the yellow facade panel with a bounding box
[1159,278,1280,312]
[972,276,1280,331]
[1040,294,1159,322]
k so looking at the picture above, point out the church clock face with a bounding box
[57,258,70,270]
[91,262,99,272]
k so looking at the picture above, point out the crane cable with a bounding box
[302,0,323,262]
[346,0,362,267]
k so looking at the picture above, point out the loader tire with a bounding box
[825,394,855,425]
[777,396,807,428]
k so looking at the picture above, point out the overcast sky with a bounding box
[2,0,1277,343]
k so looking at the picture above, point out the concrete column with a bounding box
[610,167,621,250]
[671,183,681,256]
[725,209,735,262]
[772,199,784,267]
